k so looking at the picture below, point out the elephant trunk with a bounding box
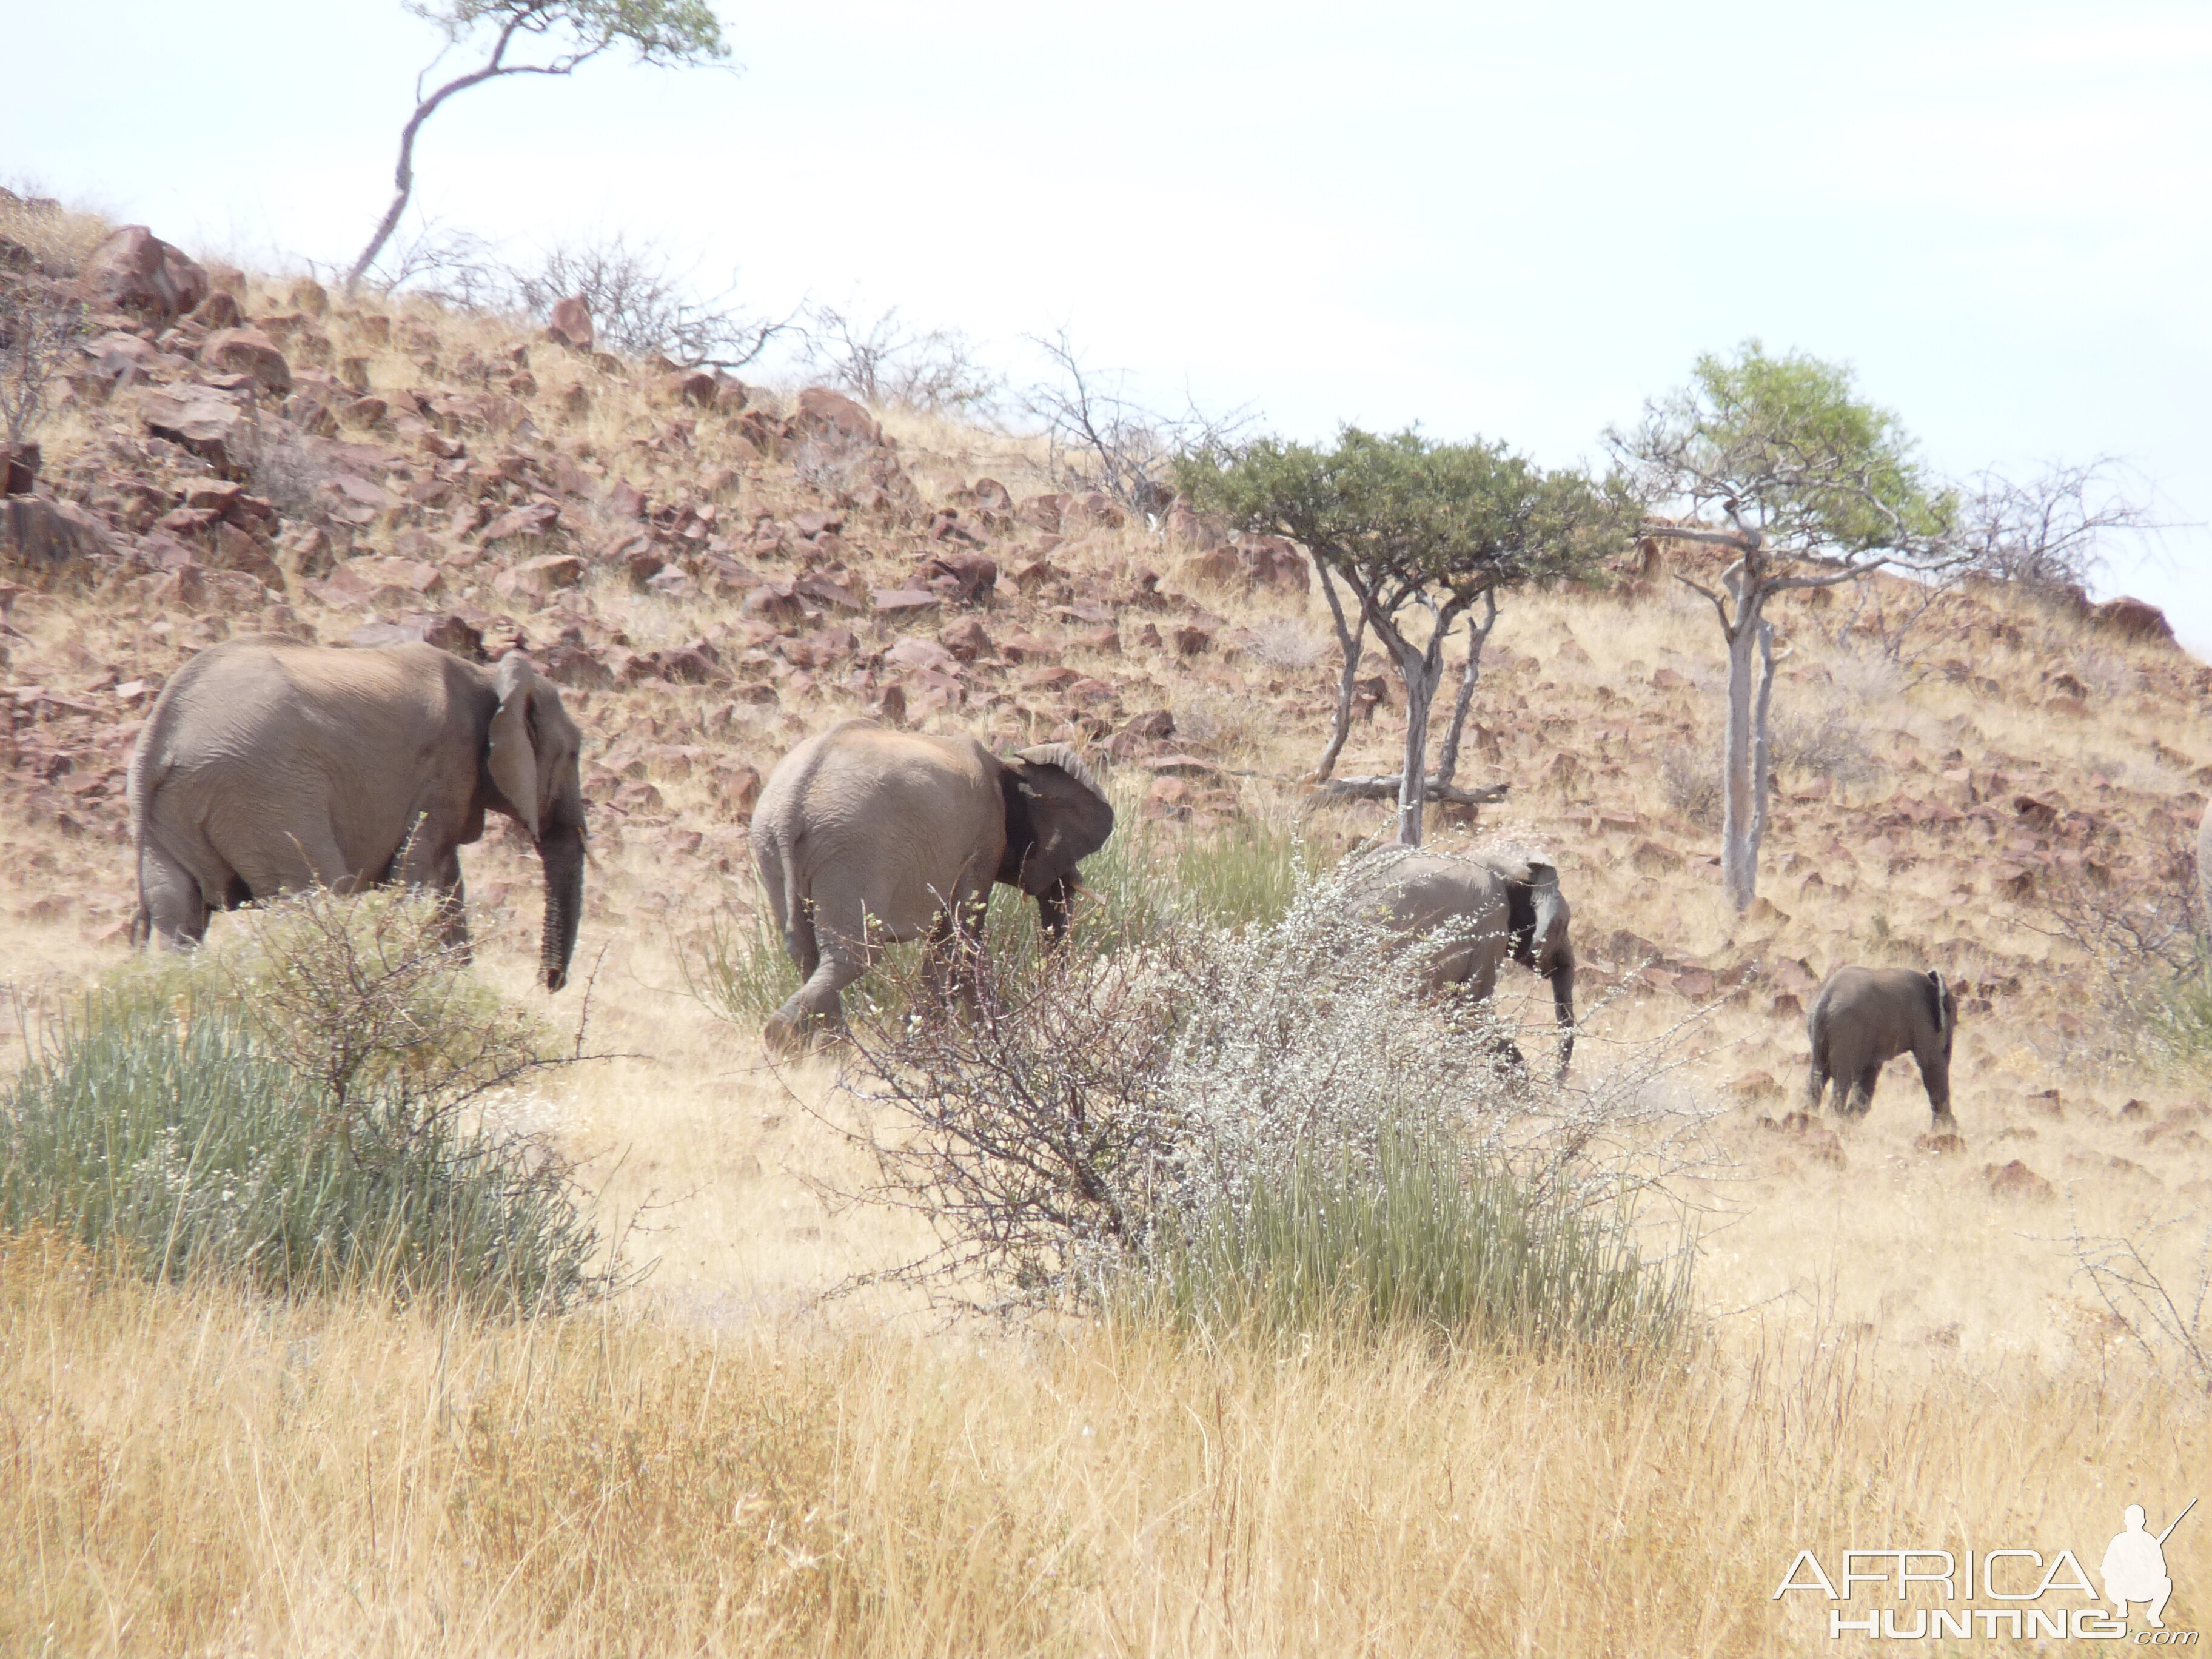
[537,822,585,992]
[1549,954,1576,1078]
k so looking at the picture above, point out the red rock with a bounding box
[139,386,246,472]
[714,380,748,415]
[480,503,561,543]
[1071,625,1120,654]
[1022,666,1081,691]
[1172,623,1216,655]
[288,278,329,318]
[660,370,718,408]
[494,554,582,599]
[1065,677,1117,706]
[794,574,864,612]
[190,290,241,330]
[939,617,994,662]
[2091,595,2173,644]
[1017,493,1067,532]
[73,226,208,322]
[348,556,443,596]
[998,630,1053,662]
[871,586,939,615]
[3,497,109,575]
[606,478,646,519]
[197,327,292,396]
[1652,668,1692,690]
[743,583,805,625]
[1983,1160,2054,1201]
[885,637,963,677]
[1062,491,1126,531]
[545,296,594,349]
[791,386,882,447]
[920,549,997,605]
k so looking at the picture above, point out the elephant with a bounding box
[749,719,1116,1054]
[1805,965,1957,1125]
[1343,846,1577,1076]
[128,638,586,990]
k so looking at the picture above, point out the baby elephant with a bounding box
[1806,965,1959,1127]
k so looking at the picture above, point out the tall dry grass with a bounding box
[2,1232,2202,1657]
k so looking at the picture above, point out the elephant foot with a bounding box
[762,1006,845,1060]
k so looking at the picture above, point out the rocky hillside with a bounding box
[5,198,2210,1224]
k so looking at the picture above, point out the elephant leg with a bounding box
[923,881,992,1018]
[763,892,876,1057]
[1846,1064,1882,1117]
[1806,1061,1831,1112]
[1914,1052,1953,1125]
[138,837,212,950]
[394,822,469,958]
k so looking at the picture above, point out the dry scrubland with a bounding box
[3,203,2211,1653]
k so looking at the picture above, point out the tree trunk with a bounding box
[1312,561,1364,783]
[1395,642,1438,846]
[343,28,528,295]
[1433,590,1498,791]
[1719,586,1768,911]
[1748,612,1778,880]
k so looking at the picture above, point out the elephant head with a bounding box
[1489,853,1577,1073]
[996,743,1116,939]
[485,652,586,991]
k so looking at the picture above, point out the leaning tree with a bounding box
[1178,427,1628,845]
[345,0,730,295]
[1606,342,1959,910]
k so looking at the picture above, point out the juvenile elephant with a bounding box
[129,638,586,990]
[1805,965,1957,1125]
[749,720,1115,1053]
[1344,846,1577,1075]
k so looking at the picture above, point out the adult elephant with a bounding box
[1344,846,1577,1076]
[750,720,1114,1054]
[129,638,586,990]
[1805,965,1957,1127]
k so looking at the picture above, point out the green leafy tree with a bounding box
[1179,428,1629,845]
[1607,341,1959,910]
[345,0,731,295]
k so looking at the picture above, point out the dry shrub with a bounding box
[1766,704,1878,788]
[1244,614,1330,670]
[833,865,1700,1349]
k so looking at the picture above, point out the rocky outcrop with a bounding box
[72,226,207,322]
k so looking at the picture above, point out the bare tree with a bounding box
[0,278,82,490]
[344,0,729,295]
[1608,343,1962,910]
[509,235,794,368]
[1025,329,1247,515]
[803,304,1001,414]
[1957,458,2160,594]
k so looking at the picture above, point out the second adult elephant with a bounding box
[749,720,1116,1053]
[1345,847,1577,1075]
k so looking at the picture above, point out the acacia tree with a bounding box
[344,0,729,295]
[1179,428,1628,845]
[1606,343,1958,910]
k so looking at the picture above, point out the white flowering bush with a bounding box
[839,862,1704,1349]
[0,893,613,1313]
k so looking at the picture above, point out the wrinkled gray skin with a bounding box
[129,638,586,990]
[1806,965,1958,1126]
[1344,847,1577,1076]
[750,719,1116,1054]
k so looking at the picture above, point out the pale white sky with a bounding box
[8,0,2208,650]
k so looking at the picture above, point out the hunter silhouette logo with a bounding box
[1774,1497,2198,1641]
[2105,1500,2193,1631]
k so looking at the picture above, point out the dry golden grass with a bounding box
[3,1224,2206,1658]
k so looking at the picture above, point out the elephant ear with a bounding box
[998,743,1114,895]
[487,652,542,842]
[1926,969,1953,1033]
